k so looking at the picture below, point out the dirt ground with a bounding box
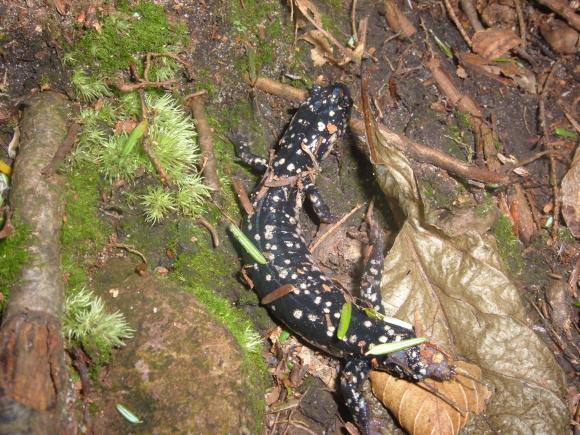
[0,0,579,433]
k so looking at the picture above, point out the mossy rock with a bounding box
[88,259,264,434]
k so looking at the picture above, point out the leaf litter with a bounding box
[365,117,569,433]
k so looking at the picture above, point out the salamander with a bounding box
[234,84,453,433]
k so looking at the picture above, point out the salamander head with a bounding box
[290,83,353,162]
[309,84,352,160]
[372,342,455,382]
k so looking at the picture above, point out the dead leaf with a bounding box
[472,28,521,60]
[539,16,580,55]
[293,0,324,28]
[363,120,570,433]
[545,280,573,338]
[370,361,491,435]
[0,212,14,239]
[52,0,68,16]
[561,146,580,237]
[299,30,335,67]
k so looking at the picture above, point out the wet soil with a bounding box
[0,0,578,433]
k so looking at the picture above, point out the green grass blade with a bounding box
[116,404,143,424]
[337,302,352,340]
[364,337,426,356]
[228,223,268,265]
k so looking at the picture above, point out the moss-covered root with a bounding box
[0,92,74,433]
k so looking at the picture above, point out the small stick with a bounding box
[242,74,307,102]
[187,95,221,199]
[138,89,169,184]
[513,0,527,45]
[309,203,364,252]
[112,242,148,264]
[196,217,220,247]
[232,178,254,215]
[459,0,484,31]
[71,347,91,397]
[443,0,472,46]
[42,122,81,175]
[109,79,178,92]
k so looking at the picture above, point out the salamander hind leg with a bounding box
[303,176,335,223]
[360,224,386,314]
[230,132,268,173]
[340,359,373,435]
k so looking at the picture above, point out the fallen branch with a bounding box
[242,74,306,102]
[187,95,221,199]
[0,92,73,433]
[350,119,509,185]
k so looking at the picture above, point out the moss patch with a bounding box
[492,214,523,274]
[61,163,108,290]
[68,1,187,77]
[0,222,30,309]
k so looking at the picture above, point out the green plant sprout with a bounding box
[71,71,111,102]
[63,288,133,358]
[141,186,176,223]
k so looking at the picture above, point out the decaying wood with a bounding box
[188,95,221,199]
[0,92,74,433]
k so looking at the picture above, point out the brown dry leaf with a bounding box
[561,145,580,237]
[293,0,324,28]
[364,120,569,433]
[539,16,580,55]
[370,361,491,435]
[299,30,335,67]
[472,28,521,59]
[52,0,68,16]
[496,61,537,94]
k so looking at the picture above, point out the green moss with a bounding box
[492,214,523,274]
[61,163,107,290]
[0,222,30,309]
[68,1,187,77]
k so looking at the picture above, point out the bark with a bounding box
[0,92,74,434]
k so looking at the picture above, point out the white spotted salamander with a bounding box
[234,84,453,433]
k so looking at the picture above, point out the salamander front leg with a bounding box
[230,133,268,173]
[303,176,334,223]
[340,359,373,435]
[359,224,386,314]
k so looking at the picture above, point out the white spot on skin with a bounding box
[317,121,325,131]
[364,320,372,328]
[349,335,357,343]
[370,268,378,275]
[308,314,318,322]
[379,336,388,343]
[293,309,303,319]
[287,163,295,171]
[273,196,280,202]
[314,297,321,304]
[334,312,340,318]
[279,270,288,279]
[254,234,261,241]
[325,301,332,307]
[265,274,272,282]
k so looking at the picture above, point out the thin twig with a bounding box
[138,89,169,184]
[112,243,148,264]
[513,0,527,45]
[444,0,472,46]
[459,0,484,31]
[109,79,178,92]
[196,217,220,247]
[309,203,364,252]
[187,95,221,199]
[232,178,254,215]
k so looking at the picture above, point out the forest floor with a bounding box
[0,0,578,433]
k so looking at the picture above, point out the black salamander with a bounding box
[234,84,452,433]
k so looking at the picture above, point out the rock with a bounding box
[88,259,259,434]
